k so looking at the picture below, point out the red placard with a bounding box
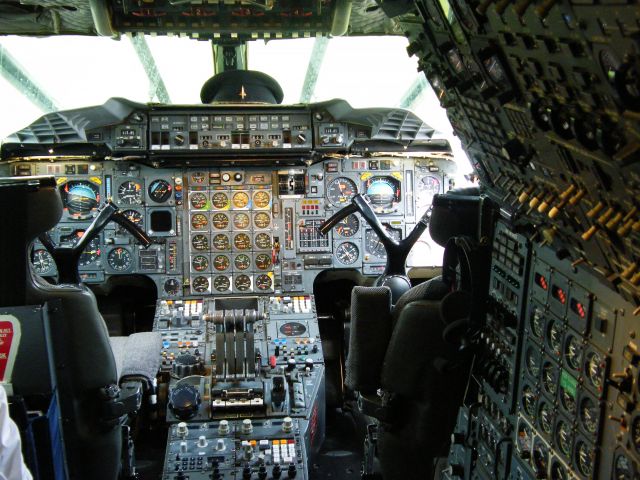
[0,317,21,383]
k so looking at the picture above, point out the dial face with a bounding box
[632,417,640,453]
[213,275,230,292]
[585,351,605,390]
[547,319,563,356]
[31,249,55,275]
[530,307,545,339]
[483,55,507,83]
[516,423,532,458]
[334,214,359,237]
[532,440,549,478]
[107,247,132,272]
[191,213,209,230]
[191,255,209,272]
[233,233,251,250]
[255,273,272,291]
[148,179,172,203]
[234,274,252,291]
[365,226,401,258]
[211,213,229,229]
[232,191,250,209]
[234,254,251,270]
[525,346,541,377]
[326,177,357,207]
[189,172,206,185]
[233,213,250,229]
[121,210,143,230]
[60,180,100,219]
[117,180,143,205]
[255,253,272,270]
[213,234,230,251]
[447,49,465,73]
[213,255,230,271]
[614,454,635,480]
[541,362,557,396]
[190,192,208,210]
[60,231,101,265]
[556,421,572,457]
[564,335,582,371]
[538,401,553,434]
[579,396,599,434]
[211,192,230,209]
[336,242,359,265]
[364,176,401,213]
[417,174,442,209]
[560,387,576,415]
[163,278,180,296]
[521,385,536,417]
[253,190,270,208]
[255,233,271,250]
[192,276,210,293]
[575,441,594,477]
[254,212,271,229]
[550,461,567,480]
[191,234,209,251]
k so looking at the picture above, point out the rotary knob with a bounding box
[172,353,202,379]
[174,134,185,146]
[169,384,201,420]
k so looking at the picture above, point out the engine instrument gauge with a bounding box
[525,346,541,377]
[541,361,557,396]
[547,319,563,356]
[555,420,572,457]
[253,212,271,229]
[31,249,55,275]
[532,439,549,478]
[233,213,250,229]
[516,422,532,458]
[614,453,636,480]
[326,177,357,207]
[211,213,229,229]
[121,210,143,229]
[163,278,180,296]
[233,233,251,250]
[530,306,545,339]
[585,351,605,390]
[234,254,251,270]
[521,385,536,417]
[191,234,209,251]
[336,242,359,265]
[483,55,507,83]
[192,276,210,293]
[191,255,209,272]
[190,192,208,210]
[211,192,230,209]
[564,334,582,371]
[417,174,441,209]
[365,226,401,258]
[559,387,576,415]
[234,274,252,291]
[60,180,100,219]
[550,460,567,480]
[213,255,230,271]
[253,190,270,208]
[232,191,250,209]
[363,176,401,213]
[255,274,272,291]
[213,275,230,292]
[447,49,465,74]
[107,247,132,272]
[191,213,209,230]
[538,401,553,434]
[212,234,230,251]
[117,180,143,205]
[579,396,599,434]
[632,416,640,453]
[574,440,594,477]
[60,231,101,265]
[334,214,359,237]
[255,233,271,250]
[148,179,172,203]
[255,253,272,270]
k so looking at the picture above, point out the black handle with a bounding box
[111,211,152,248]
[318,203,357,235]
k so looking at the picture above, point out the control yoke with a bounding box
[319,194,431,301]
[39,200,152,284]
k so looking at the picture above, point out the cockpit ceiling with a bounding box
[0,0,409,38]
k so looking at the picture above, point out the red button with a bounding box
[269,356,277,369]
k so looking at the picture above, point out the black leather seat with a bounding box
[0,176,159,479]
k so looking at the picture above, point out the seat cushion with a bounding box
[109,332,161,386]
[391,276,449,325]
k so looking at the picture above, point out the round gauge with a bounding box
[190,192,208,210]
[234,254,251,270]
[326,177,358,207]
[255,233,272,250]
[191,255,209,272]
[211,192,230,210]
[564,334,582,371]
[255,274,272,291]
[117,180,143,205]
[585,351,605,390]
[530,307,545,339]
[334,214,360,237]
[579,396,599,434]
[614,453,636,480]
[163,278,180,296]
[547,319,563,356]
[233,233,251,250]
[336,242,359,265]
[191,234,209,251]
[417,174,441,209]
[253,190,270,208]
[211,213,229,229]
[148,179,172,203]
[213,275,231,292]
[232,191,250,209]
[60,231,101,266]
[632,417,640,453]
[233,213,250,229]
[525,346,541,377]
[192,276,210,293]
[190,172,206,185]
[574,440,594,477]
[213,255,230,271]
[550,460,567,480]
[121,210,143,229]
[516,423,532,458]
[191,213,209,230]
[31,249,55,275]
[555,420,572,458]
[365,226,401,258]
[447,49,465,74]
[559,387,576,415]
[483,55,507,83]
[541,361,557,396]
[107,247,132,272]
[521,385,537,417]
[255,253,272,270]
[212,234,230,251]
[532,439,549,478]
[234,274,252,291]
[538,401,554,434]
[254,212,271,229]
[364,176,401,212]
[280,322,307,336]
[60,180,100,219]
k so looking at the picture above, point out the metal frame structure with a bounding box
[129,35,171,104]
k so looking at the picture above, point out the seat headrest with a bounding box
[429,191,483,247]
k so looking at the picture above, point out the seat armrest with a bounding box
[99,381,142,423]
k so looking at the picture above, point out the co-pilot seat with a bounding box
[0,176,160,480]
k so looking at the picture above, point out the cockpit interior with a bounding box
[0,1,638,480]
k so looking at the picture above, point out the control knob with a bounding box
[222,173,231,182]
[174,134,185,146]
[169,384,201,420]
[172,353,203,378]
[296,133,307,144]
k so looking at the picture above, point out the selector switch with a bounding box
[218,420,230,436]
